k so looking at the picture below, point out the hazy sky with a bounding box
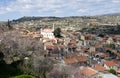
[0,0,120,21]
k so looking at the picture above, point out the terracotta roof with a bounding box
[41,29,53,33]
[65,53,76,58]
[83,34,91,37]
[105,60,116,67]
[80,67,98,77]
[75,56,87,62]
[112,59,120,64]
[94,64,106,72]
[112,37,117,41]
[46,46,53,50]
[116,53,120,57]
[70,39,78,44]
[32,34,41,38]
[68,45,77,48]
[64,58,78,64]
[52,42,57,45]
[117,70,120,73]
[99,54,109,59]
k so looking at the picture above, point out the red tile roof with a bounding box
[105,60,116,67]
[94,64,106,72]
[65,53,76,58]
[64,58,78,64]
[117,70,120,73]
[46,46,53,50]
[75,56,87,62]
[70,39,78,44]
[99,54,109,59]
[116,53,120,57]
[80,67,98,77]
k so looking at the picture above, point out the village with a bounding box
[11,23,120,78]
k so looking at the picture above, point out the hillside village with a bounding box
[7,22,120,77]
[0,16,120,78]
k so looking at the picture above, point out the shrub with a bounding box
[13,75,35,78]
[109,69,117,75]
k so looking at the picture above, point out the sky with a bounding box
[0,0,120,21]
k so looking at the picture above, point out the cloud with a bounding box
[0,0,120,16]
[1,0,67,13]
[77,9,88,13]
[111,0,120,3]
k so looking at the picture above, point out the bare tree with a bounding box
[48,63,78,78]
[0,31,44,64]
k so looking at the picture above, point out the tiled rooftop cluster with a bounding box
[13,25,120,78]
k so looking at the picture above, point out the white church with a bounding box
[40,24,55,39]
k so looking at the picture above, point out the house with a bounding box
[64,58,78,64]
[106,37,114,44]
[89,46,96,52]
[80,34,85,40]
[93,64,106,72]
[97,53,109,59]
[104,60,117,70]
[41,24,55,39]
[79,67,99,78]
[75,55,88,63]
[117,70,120,77]
[43,41,53,50]
[32,33,42,40]
[65,53,76,59]
[115,53,120,59]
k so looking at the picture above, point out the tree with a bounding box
[29,56,56,78]
[53,28,62,38]
[0,31,44,64]
[109,69,117,75]
[48,64,78,78]
[0,30,61,78]
[7,19,12,30]
[98,33,105,37]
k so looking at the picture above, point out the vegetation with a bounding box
[0,31,54,78]
[1,13,120,78]
[8,19,13,30]
[98,33,105,37]
[0,61,22,78]
[9,14,120,33]
[53,28,62,38]
[12,75,35,78]
[108,69,117,75]
[0,30,76,77]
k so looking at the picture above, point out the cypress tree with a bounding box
[8,19,12,30]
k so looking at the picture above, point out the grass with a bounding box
[11,75,35,78]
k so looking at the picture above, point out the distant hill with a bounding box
[1,13,120,34]
[13,16,62,22]
[100,13,120,16]
[12,13,120,23]
[9,13,120,30]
